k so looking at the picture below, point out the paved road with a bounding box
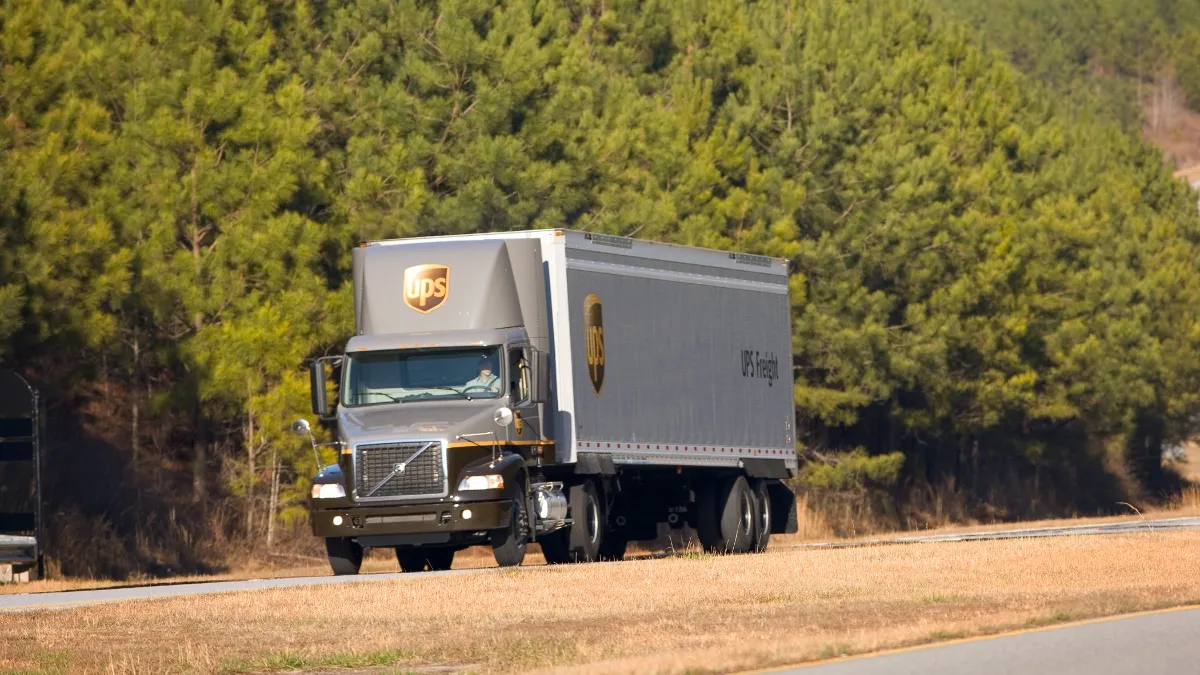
[0,567,481,612]
[764,607,1200,674]
[799,516,1200,549]
[2,516,1198,612]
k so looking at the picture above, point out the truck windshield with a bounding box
[341,347,503,406]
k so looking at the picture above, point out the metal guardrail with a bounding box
[0,534,37,566]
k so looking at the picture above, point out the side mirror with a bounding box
[494,407,514,427]
[291,418,312,438]
[530,350,550,404]
[310,360,331,419]
[291,418,323,472]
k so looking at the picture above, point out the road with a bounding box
[2,515,1198,613]
[761,606,1200,675]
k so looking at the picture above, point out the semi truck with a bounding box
[296,230,799,574]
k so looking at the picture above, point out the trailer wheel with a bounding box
[751,479,771,553]
[491,490,529,567]
[325,537,363,576]
[698,476,754,553]
[396,547,455,572]
[567,481,604,562]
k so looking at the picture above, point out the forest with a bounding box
[2,0,1200,577]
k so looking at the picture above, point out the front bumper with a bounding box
[311,498,512,540]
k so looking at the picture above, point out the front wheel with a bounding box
[325,537,363,576]
[491,492,529,567]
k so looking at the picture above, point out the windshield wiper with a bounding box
[421,386,473,401]
[359,392,402,403]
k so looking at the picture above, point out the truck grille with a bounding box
[354,441,446,500]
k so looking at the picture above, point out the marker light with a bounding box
[458,475,504,491]
[462,509,473,520]
[332,515,344,526]
[311,483,346,500]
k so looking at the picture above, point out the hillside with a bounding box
[928,0,1200,167]
[2,0,1200,577]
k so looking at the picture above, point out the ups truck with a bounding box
[297,230,798,574]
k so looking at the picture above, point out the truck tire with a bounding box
[723,476,756,553]
[697,476,754,553]
[751,479,771,552]
[491,493,529,567]
[395,547,455,572]
[325,537,363,576]
[567,481,604,562]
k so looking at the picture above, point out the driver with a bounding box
[464,356,500,393]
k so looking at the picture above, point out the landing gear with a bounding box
[325,537,363,576]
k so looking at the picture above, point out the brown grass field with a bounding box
[3,529,1199,675]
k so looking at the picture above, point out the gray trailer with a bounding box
[297,230,798,573]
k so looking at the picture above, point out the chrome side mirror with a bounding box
[493,407,514,427]
[291,418,322,472]
[291,418,312,438]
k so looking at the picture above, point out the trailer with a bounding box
[298,230,798,573]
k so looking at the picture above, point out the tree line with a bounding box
[1,0,1198,574]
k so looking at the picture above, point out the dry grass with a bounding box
[4,530,1198,675]
[0,546,543,596]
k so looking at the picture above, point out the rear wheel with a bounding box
[395,546,455,572]
[696,476,754,553]
[723,476,755,554]
[751,479,772,553]
[567,481,604,562]
[325,537,363,576]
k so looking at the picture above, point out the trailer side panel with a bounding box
[563,235,795,469]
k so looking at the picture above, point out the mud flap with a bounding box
[766,480,798,534]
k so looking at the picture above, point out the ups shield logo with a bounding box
[403,264,449,313]
[584,293,605,395]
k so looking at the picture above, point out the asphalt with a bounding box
[1,515,1198,613]
[765,607,1200,675]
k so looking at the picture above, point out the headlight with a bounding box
[458,474,504,491]
[311,483,346,500]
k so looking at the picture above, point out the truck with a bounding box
[295,229,798,574]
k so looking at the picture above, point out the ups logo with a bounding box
[403,264,449,313]
[584,293,605,395]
